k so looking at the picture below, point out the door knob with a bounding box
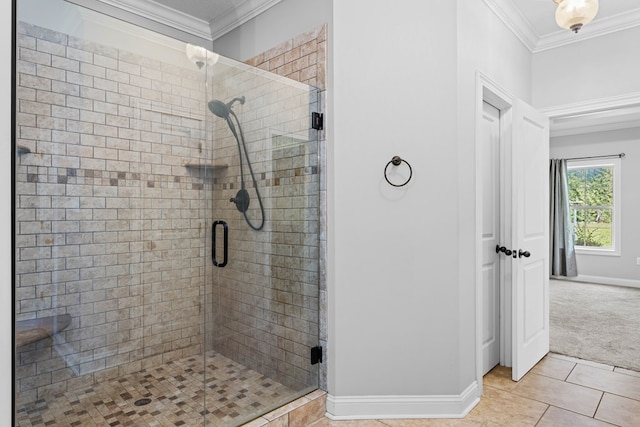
[496,245,512,256]
[518,249,531,258]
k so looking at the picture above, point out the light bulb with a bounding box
[554,0,599,33]
[185,44,219,69]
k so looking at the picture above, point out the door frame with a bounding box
[474,79,640,392]
[474,71,515,393]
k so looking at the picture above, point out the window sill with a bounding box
[576,248,620,257]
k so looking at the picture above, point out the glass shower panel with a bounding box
[14,0,320,426]
[204,59,321,426]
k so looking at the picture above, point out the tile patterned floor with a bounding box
[15,352,295,427]
[306,353,640,427]
[15,352,640,426]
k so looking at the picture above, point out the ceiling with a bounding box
[100,0,284,41]
[102,0,640,51]
[151,0,242,24]
[511,0,640,37]
[485,0,640,52]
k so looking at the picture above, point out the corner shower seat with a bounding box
[15,314,72,348]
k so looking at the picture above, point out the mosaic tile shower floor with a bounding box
[16,352,295,427]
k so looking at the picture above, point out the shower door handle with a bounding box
[212,220,228,267]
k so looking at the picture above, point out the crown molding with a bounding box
[550,110,640,137]
[483,0,640,53]
[535,8,640,52]
[73,0,284,42]
[89,0,213,40]
[541,92,640,137]
[482,0,538,52]
[540,91,640,118]
[209,0,284,41]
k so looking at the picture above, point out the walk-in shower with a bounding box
[208,96,265,230]
[13,0,323,425]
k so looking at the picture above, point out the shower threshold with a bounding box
[15,351,309,427]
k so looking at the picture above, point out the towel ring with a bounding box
[384,156,412,187]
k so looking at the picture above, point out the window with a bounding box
[566,158,621,255]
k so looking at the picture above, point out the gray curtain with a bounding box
[549,159,578,277]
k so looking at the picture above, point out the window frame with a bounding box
[566,157,621,257]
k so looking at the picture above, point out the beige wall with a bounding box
[245,24,327,91]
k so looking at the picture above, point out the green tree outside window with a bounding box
[567,166,614,248]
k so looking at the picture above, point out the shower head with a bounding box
[208,96,245,119]
[208,100,230,118]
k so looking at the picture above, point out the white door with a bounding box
[480,102,501,375]
[511,99,550,381]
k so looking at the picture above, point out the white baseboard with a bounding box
[325,381,479,420]
[551,275,640,289]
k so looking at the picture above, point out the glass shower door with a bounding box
[204,59,321,425]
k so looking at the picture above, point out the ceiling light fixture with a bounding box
[553,0,599,33]
[185,44,219,69]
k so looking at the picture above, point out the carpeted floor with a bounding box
[550,279,640,372]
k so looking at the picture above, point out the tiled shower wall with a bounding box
[245,24,326,91]
[262,24,326,391]
[15,22,212,405]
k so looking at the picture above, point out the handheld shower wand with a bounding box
[208,96,265,231]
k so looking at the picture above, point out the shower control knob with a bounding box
[229,188,250,213]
